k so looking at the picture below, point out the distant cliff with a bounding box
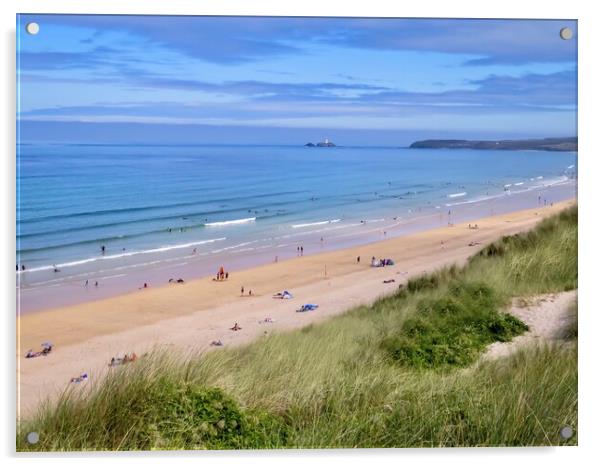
[409,137,577,152]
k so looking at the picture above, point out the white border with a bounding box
[2,1,600,465]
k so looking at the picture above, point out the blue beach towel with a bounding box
[297,304,319,312]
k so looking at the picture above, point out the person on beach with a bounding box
[357,256,361,263]
[231,322,242,331]
[21,264,25,271]
[241,286,245,295]
[101,245,105,254]
[85,280,88,287]
[300,246,304,256]
[297,246,300,256]
[249,289,253,296]
[225,272,229,280]
[95,281,99,287]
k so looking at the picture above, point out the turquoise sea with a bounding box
[16,144,577,311]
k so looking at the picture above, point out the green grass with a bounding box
[382,282,528,369]
[17,206,578,450]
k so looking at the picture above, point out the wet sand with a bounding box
[17,200,574,418]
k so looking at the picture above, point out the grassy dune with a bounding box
[17,207,578,451]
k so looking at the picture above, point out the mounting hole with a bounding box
[559,27,573,40]
[25,22,40,35]
[560,425,574,439]
[26,431,39,444]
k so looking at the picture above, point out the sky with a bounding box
[17,15,577,145]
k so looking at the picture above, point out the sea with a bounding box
[16,144,577,312]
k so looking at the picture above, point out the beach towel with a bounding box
[297,304,319,312]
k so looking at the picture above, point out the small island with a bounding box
[305,138,336,147]
[409,137,577,152]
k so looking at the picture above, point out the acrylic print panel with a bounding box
[16,15,577,451]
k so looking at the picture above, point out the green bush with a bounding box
[17,372,287,451]
[382,282,528,369]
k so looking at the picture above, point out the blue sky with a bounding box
[17,15,577,145]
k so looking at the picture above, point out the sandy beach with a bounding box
[17,200,574,419]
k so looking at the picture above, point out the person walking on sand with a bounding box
[357,256,361,263]
[300,246,304,256]
[85,280,88,287]
[95,281,99,287]
[241,286,244,295]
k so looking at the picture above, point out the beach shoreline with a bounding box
[17,200,575,418]
[18,180,576,314]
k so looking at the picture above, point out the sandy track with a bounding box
[482,290,577,361]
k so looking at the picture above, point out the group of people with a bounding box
[296,246,304,256]
[468,223,480,230]
[25,342,53,359]
[371,256,394,267]
[109,352,138,367]
[215,266,229,281]
[70,373,88,384]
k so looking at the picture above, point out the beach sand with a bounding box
[17,200,575,418]
[481,290,577,362]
